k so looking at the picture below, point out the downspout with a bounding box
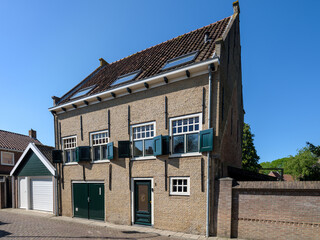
[206,63,214,237]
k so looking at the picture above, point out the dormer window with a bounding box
[111,70,141,86]
[70,86,95,99]
[162,52,198,70]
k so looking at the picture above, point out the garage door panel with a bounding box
[30,178,53,212]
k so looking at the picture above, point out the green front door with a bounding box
[73,183,89,219]
[134,180,152,226]
[89,183,105,221]
[73,183,105,221]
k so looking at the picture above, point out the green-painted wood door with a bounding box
[73,183,89,219]
[88,183,105,221]
[134,180,152,226]
[73,183,105,221]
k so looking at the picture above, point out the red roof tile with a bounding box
[0,130,41,152]
[57,16,231,105]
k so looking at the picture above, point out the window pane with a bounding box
[183,186,187,192]
[184,179,187,185]
[93,146,100,160]
[72,149,76,162]
[144,139,154,156]
[173,186,177,192]
[173,135,184,154]
[65,151,71,163]
[187,133,199,152]
[195,124,199,131]
[178,186,182,192]
[133,140,143,157]
[102,145,108,159]
[173,179,177,185]
[178,179,182,185]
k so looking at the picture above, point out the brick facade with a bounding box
[51,3,243,236]
[216,178,320,240]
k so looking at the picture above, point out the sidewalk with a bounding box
[0,208,240,240]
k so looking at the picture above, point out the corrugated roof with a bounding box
[57,16,231,105]
[0,130,41,152]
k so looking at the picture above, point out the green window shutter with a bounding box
[162,135,170,155]
[75,146,91,162]
[107,142,114,160]
[52,150,63,163]
[199,128,214,152]
[118,141,131,158]
[153,135,163,156]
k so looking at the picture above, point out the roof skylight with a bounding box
[111,70,141,86]
[162,52,198,70]
[70,86,95,99]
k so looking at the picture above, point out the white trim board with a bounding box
[10,143,56,176]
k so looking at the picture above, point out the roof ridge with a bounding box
[108,16,232,66]
[0,129,34,139]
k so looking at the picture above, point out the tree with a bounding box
[306,142,320,157]
[242,123,261,172]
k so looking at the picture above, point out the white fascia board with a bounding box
[0,147,23,153]
[49,57,220,113]
[10,143,56,176]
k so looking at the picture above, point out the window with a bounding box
[170,113,202,155]
[62,136,77,163]
[170,177,190,196]
[1,152,14,166]
[70,86,95,99]
[90,130,109,161]
[162,52,198,70]
[111,70,141,86]
[131,122,155,159]
[0,176,4,182]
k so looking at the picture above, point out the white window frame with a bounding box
[62,136,77,164]
[170,177,190,196]
[90,130,109,163]
[169,113,202,158]
[130,121,156,160]
[1,151,14,166]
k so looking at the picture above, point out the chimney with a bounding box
[29,129,37,139]
[233,0,240,14]
[51,96,61,106]
[99,58,108,67]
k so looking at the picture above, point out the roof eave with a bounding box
[49,57,220,114]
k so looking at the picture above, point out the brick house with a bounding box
[49,1,243,236]
[0,129,40,208]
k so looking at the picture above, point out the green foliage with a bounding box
[242,123,261,172]
[260,144,320,180]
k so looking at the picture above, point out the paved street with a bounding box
[0,209,182,240]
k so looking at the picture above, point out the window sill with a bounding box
[92,160,110,164]
[64,162,78,166]
[169,152,202,158]
[131,156,156,161]
[169,193,190,196]
[1,163,14,166]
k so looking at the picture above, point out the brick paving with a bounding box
[0,210,181,240]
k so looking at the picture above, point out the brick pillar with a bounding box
[217,177,233,238]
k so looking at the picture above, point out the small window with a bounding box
[90,130,109,161]
[170,177,190,196]
[170,113,202,155]
[111,70,141,86]
[1,152,14,166]
[0,176,5,182]
[70,86,95,99]
[162,52,198,70]
[62,136,77,163]
[131,122,155,159]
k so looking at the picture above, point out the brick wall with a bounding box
[216,178,320,240]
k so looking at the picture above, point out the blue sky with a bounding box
[0,0,319,163]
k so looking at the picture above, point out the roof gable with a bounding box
[57,17,231,105]
[10,143,55,176]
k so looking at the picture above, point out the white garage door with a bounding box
[30,178,53,212]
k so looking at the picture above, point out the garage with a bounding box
[11,143,56,214]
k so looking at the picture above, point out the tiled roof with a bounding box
[57,16,231,105]
[0,130,41,152]
[35,144,54,164]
